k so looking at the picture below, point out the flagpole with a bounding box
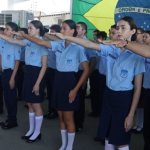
[70,0,73,19]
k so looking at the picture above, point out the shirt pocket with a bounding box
[30,51,37,60]
[66,55,76,67]
[118,65,133,80]
[6,51,14,61]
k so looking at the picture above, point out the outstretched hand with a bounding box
[102,39,125,48]
[49,33,66,40]
[11,31,25,38]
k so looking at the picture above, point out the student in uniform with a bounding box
[51,16,145,150]
[132,28,145,134]
[74,22,97,131]
[0,22,20,129]
[0,71,3,114]
[141,30,150,150]
[90,31,107,118]
[12,19,89,150]
[16,28,28,101]
[0,27,4,114]
[44,24,60,119]
[0,20,48,143]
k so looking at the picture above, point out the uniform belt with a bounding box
[2,69,12,72]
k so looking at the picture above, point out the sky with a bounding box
[0,0,71,14]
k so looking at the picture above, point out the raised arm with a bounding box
[22,33,52,48]
[44,33,60,41]
[11,31,52,48]
[0,34,25,46]
[103,39,150,58]
[53,33,101,51]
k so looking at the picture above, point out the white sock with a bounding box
[29,116,43,140]
[138,108,143,129]
[65,133,75,150]
[118,146,129,150]
[105,140,115,150]
[25,112,35,136]
[135,109,141,126]
[59,130,68,150]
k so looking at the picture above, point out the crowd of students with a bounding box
[0,16,150,150]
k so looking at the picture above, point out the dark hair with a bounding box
[20,28,28,34]
[77,22,87,33]
[97,31,107,40]
[111,24,117,29]
[119,16,137,41]
[0,27,5,31]
[30,20,45,36]
[6,22,19,32]
[62,19,77,37]
[145,30,150,36]
[137,28,144,34]
[44,27,49,33]
[50,24,61,33]
[93,29,100,33]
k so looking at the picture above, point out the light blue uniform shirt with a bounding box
[23,39,48,67]
[95,51,107,75]
[50,40,87,72]
[143,58,150,89]
[47,50,56,69]
[100,44,145,91]
[20,46,26,62]
[0,39,21,70]
[79,36,96,70]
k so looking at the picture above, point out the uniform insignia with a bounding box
[67,58,72,66]
[120,70,128,78]
[30,52,35,58]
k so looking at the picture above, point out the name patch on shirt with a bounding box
[120,69,128,78]
[109,54,116,59]
[56,50,62,53]
[146,60,150,64]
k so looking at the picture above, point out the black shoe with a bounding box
[21,134,33,140]
[26,133,41,143]
[0,120,9,127]
[44,112,58,119]
[0,110,4,114]
[2,122,18,129]
[24,105,28,109]
[17,96,22,101]
[85,94,91,99]
[94,137,102,142]
[88,112,99,117]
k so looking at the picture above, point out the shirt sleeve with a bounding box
[86,48,97,58]
[23,39,30,46]
[14,45,21,60]
[0,40,3,56]
[50,41,59,51]
[41,47,49,56]
[79,46,88,63]
[134,56,145,75]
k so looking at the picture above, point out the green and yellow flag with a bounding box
[72,0,118,39]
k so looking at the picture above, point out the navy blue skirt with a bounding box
[51,70,79,111]
[22,65,44,103]
[97,87,132,145]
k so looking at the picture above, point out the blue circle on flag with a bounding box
[115,0,150,30]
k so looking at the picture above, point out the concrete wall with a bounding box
[38,13,70,26]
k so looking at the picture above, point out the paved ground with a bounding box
[0,99,144,150]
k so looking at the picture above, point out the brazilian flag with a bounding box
[72,0,118,39]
